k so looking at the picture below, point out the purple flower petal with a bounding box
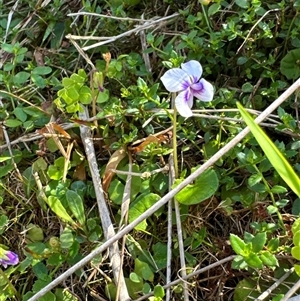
[181,60,203,82]
[192,78,214,102]
[0,251,19,268]
[175,90,194,118]
[160,68,189,92]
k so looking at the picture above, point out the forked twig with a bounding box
[27,78,300,301]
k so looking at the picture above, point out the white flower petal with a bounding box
[192,78,214,102]
[175,90,194,118]
[161,68,189,92]
[181,60,202,82]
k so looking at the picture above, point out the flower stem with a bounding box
[171,93,178,178]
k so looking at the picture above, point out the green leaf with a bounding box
[293,230,300,246]
[248,173,262,187]
[237,102,300,197]
[244,253,263,269]
[32,66,52,75]
[55,288,79,301]
[96,89,109,103]
[152,242,168,269]
[280,49,300,79]
[79,86,92,104]
[1,43,14,53]
[175,169,219,205]
[129,272,143,283]
[294,264,300,277]
[60,226,74,248]
[292,218,300,235]
[208,3,220,16]
[26,224,44,242]
[62,78,74,88]
[14,107,27,122]
[260,251,278,267]
[13,71,30,85]
[251,232,266,253]
[129,193,160,231]
[235,0,249,8]
[291,246,300,260]
[47,196,75,224]
[4,119,22,127]
[267,238,279,252]
[271,185,288,194]
[153,285,165,298]
[66,86,79,100]
[230,234,247,255]
[66,190,86,226]
[134,258,154,282]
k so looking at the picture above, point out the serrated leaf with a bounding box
[66,190,86,227]
[260,251,278,267]
[251,232,266,253]
[244,253,263,269]
[175,169,219,205]
[230,234,247,255]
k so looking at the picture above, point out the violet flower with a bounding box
[0,248,19,268]
[160,60,214,118]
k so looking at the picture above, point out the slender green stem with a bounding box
[253,165,286,232]
[171,93,178,178]
[201,4,212,34]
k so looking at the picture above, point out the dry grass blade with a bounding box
[102,147,127,193]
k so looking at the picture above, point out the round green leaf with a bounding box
[13,71,30,85]
[175,169,219,205]
[280,49,300,79]
[291,246,300,260]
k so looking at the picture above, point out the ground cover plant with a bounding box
[0,0,300,300]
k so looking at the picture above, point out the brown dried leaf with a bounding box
[102,147,126,192]
[73,160,86,181]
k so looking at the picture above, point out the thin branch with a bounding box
[78,107,130,301]
[281,278,300,301]
[134,255,236,301]
[26,77,300,301]
[236,9,280,54]
[68,11,153,22]
[67,13,179,51]
[255,267,295,301]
